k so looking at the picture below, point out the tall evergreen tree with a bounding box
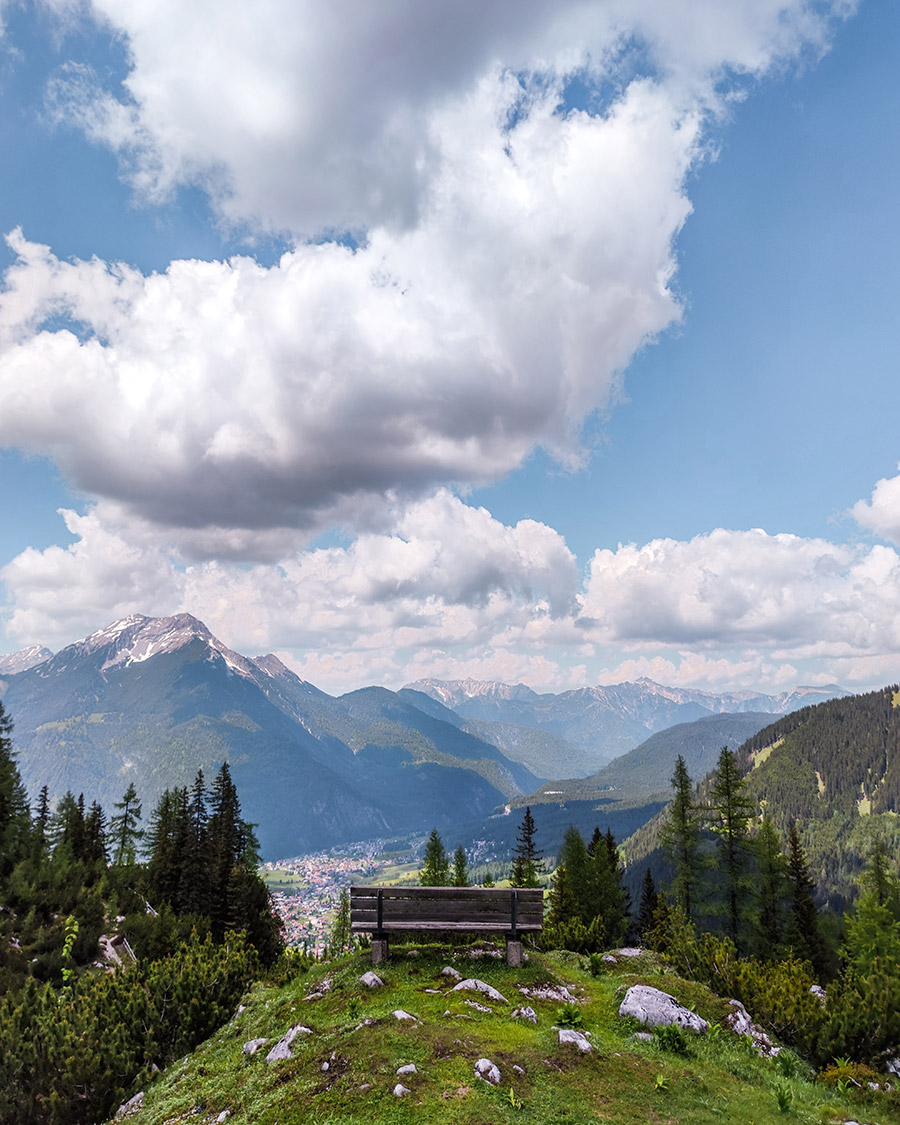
[509,806,544,888]
[636,867,658,941]
[83,802,109,866]
[659,755,703,921]
[754,817,787,959]
[709,746,755,949]
[0,702,30,875]
[32,785,51,856]
[784,822,828,978]
[178,771,210,916]
[451,845,469,887]
[330,889,352,956]
[419,829,450,886]
[110,783,143,865]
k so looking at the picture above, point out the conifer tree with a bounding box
[784,822,828,977]
[451,845,469,887]
[32,784,51,855]
[179,771,210,915]
[709,746,755,948]
[83,801,109,866]
[330,889,352,955]
[509,805,544,887]
[637,867,658,941]
[660,755,703,921]
[0,702,30,875]
[110,782,143,865]
[754,817,787,959]
[419,828,450,885]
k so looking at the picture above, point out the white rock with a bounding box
[359,971,384,988]
[513,1064,526,1075]
[397,1063,418,1075]
[559,1028,593,1053]
[265,1024,313,1062]
[631,1031,653,1042]
[451,978,508,1004]
[512,1006,538,1024]
[464,999,493,1012]
[441,965,462,980]
[520,984,578,1003]
[393,1009,418,1022]
[724,999,779,1058]
[886,1056,900,1076]
[393,1083,411,1096]
[602,953,617,963]
[242,1038,269,1055]
[115,1091,145,1120]
[613,947,644,958]
[618,985,708,1033]
[810,984,827,1004]
[216,1114,230,1124]
[475,1058,502,1084]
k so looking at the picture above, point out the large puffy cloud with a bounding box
[1,1,852,540]
[49,0,851,236]
[582,528,900,652]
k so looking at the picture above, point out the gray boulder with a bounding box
[397,1063,418,1075]
[265,1024,313,1062]
[724,999,780,1058]
[559,1028,592,1053]
[512,1005,538,1024]
[359,971,384,988]
[451,978,508,1004]
[618,985,708,1033]
[441,965,462,981]
[393,1083,411,1096]
[242,1038,269,1056]
[115,1091,145,1120]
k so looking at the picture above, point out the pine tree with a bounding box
[110,782,143,866]
[0,702,31,876]
[330,889,351,955]
[754,817,787,959]
[419,829,450,886]
[32,785,51,857]
[509,806,544,888]
[451,845,469,887]
[709,746,755,949]
[637,867,658,941]
[784,822,828,977]
[178,771,210,915]
[659,755,703,921]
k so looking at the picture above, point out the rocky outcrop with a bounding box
[451,978,509,1004]
[618,985,708,1033]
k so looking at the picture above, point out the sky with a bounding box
[1,0,899,697]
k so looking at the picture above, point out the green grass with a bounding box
[107,944,900,1125]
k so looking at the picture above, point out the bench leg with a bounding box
[506,939,524,967]
[371,937,389,965]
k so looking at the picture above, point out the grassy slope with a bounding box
[111,945,900,1125]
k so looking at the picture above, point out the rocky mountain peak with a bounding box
[0,644,54,675]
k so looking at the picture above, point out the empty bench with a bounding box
[350,885,543,966]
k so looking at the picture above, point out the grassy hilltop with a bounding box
[111,942,900,1125]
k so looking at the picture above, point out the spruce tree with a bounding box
[659,755,703,921]
[784,822,828,978]
[754,817,786,959]
[451,845,469,887]
[330,889,352,955]
[509,806,544,888]
[709,746,755,948]
[110,782,143,866]
[419,829,450,885]
[637,867,658,941]
[0,702,30,875]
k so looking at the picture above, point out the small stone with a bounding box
[393,1083,411,1096]
[397,1063,418,1075]
[215,1114,230,1124]
[441,965,462,981]
[631,1031,653,1042]
[512,1006,538,1024]
[810,984,827,1004]
[234,1005,246,1017]
[451,978,508,1004]
[393,1009,418,1022]
[321,1061,330,1072]
[519,984,578,1003]
[425,988,441,993]
[242,1038,269,1055]
[613,947,644,958]
[559,1028,592,1053]
[513,1064,526,1075]
[475,1057,501,1085]
[359,1083,372,1091]
[464,999,493,1013]
[601,953,617,963]
[359,971,384,988]
[114,1091,145,1120]
[265,1024,313,1063]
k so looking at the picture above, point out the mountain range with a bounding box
[0,613,847,859]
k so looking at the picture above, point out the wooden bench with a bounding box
[350,885,544,966]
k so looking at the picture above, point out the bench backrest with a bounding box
[350,885,543,936]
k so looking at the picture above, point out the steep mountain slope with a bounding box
[0,615,532,858]
[0,645,52,674]
[526,712,778,805]
[407,676,846,768]
[621,686,900,909]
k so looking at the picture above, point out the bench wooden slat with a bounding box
[350,885,542,902]
[350,920,542,932]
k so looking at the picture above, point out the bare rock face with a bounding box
[618,985,708,1033]
[265,1024,313,1062]
[724,999,780,1058]
[559,1028,593,1053]
[451,978,509,1004]
[475,1057,501,1085]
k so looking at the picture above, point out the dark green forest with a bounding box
[0,700,285,1125]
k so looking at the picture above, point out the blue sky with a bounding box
[1,0,899,695]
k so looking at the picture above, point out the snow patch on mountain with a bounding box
[0,644,54,675]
